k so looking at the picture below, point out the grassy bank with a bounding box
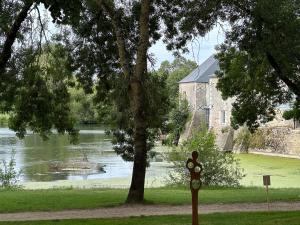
[0,187,299,213]
[237,154,300,187]
[1,211,300,225]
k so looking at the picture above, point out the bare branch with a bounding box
[35,4,50,50]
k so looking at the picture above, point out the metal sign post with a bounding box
[186,151,203,225]
[263,175,271,211]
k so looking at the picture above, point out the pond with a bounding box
[0,126,171,189]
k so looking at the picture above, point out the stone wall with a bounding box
[179,78,236,150]
[286,129,300,155]
[179,83,197,110]
[208,77,234,132]
[208,77,235,150]
[179,83,208,135]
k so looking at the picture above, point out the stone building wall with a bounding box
[179,83,197,110]
[195,83,208,125]
[179,78,236,151]
[208,77,235,150]
[208,77,234,132]
[179,82,209,140]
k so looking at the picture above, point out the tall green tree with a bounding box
[0,1,79,139]
[157,57,196,146]
[52,1,221,203]
[215,0,300,130]
[0,0,226,203]
[158,56,197,104]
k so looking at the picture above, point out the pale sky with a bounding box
[150,25,226,69]
[40,3,226,70]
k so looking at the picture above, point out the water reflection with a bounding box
[0,126,169,184]
[0,126,116,182]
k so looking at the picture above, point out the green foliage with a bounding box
[158,56,197,106]
[1,44,78,142]
[247,130,266,150]
[282,100,300,123]
[156,56,196,146]
[216,0,300,131]
[168,130,244,187]
[0,150,21,189]
[0,114,9,125]
[96,72,170,163]
[234,128,268,152]
[165,99,190,146]
[234,127,251,152]
[69,87,98,124]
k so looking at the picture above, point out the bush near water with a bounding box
[168,129,244,187]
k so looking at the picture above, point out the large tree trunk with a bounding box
[0,1,33,75]
[126,0,150,203]
[97,0,151,203]
[126,79,148,203]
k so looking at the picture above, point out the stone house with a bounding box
[179,55,300,155]
[179,55,235,150]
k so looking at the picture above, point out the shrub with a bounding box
[168,129,244,187]
[234,127,251,152]
[248,129,266,149]
[0,150,21,189]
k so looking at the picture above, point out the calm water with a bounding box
[0,126,170,186]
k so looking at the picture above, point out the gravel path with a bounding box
[1,202,300,221]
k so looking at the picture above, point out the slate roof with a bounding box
[179,55,220,83]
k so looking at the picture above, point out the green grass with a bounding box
[0,187,300,213]
[1,212,300,225]
[237,154,300,188]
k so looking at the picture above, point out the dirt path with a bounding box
[1,202,300,221]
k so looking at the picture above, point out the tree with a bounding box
[52,0,221,203]
[156,57,195,146]
[0,1,79,141]
[0,0,225,203]
[166,99,190,146]
[158,56,197,105]
[283,100,300,129]
[215,0,300,131]
[69,87,98,124]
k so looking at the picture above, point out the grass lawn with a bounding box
[1,211,300,225]
[237,154,300,188]
[0,187,300,213]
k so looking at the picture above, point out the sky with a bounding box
[40,3,227,70]
[149,25,226,69]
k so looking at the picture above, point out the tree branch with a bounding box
[35,4,50,50]
[94,0,131,78]
[266,52,300,97]
[0,1,33,75]
[134,0,150,79]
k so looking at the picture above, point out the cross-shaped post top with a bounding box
[186,151,203,190]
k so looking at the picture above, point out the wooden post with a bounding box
[186,151,202,225]
[263,175,271,211]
